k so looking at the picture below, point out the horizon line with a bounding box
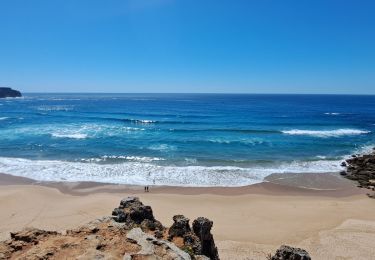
[21,92,375,96]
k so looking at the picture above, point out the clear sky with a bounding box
[0,0,374,94]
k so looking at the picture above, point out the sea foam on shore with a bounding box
[0,156,345,187]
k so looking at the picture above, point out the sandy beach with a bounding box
[1,172,375,259]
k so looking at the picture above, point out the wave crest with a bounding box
[52,133,88,139]
[282,129,370,137]
[324,112,340,115]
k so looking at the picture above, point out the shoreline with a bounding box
[0,171,366,197]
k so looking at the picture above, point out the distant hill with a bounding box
[0,87,22,98]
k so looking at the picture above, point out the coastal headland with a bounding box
[0,88,21,98]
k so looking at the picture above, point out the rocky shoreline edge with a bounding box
[0,196,311,260]
[340,147,375,198]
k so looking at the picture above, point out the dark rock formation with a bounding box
[0,197,219,259]
[112,196,163,231]
[183,231,202,257]
[269,245,311,260]
[167,214,219,259]
[0,87,21,98]
[169,215,192,238]
[192,217,220,260]
[167,214,203,257]
[342,148,375,197]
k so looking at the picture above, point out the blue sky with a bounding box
[0,0,374,94]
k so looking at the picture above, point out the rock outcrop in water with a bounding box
[0,87,21,98]
[341,147,375,197]
[269,245,311,260]
[0,197,217,259]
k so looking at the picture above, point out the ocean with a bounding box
[0,93,374,186]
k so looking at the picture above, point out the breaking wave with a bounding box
[0,156,345,187]
[51,133,88,139]
[282,129,370,138]
[35,105,75,111]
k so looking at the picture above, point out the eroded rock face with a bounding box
[0,87,21,98]
[125,228,191,260]
[10,228,58,243]
[270,245,311,260]
[0,197,219,260]
[192,217,220,260]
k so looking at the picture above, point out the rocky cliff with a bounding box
[0,197,218,259]
[0,87,22,98]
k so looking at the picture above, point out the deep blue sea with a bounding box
[0,93,374,186]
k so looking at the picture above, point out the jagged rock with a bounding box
[169,215,191,238]
[183,232,201,255]
[112,196,163,231]
[192,217,220,260]
[0,197,219,260]
[0,87,21,98]
[154,230,164,239]
[270,245,311,260]
[125,228,191,260]
[168,215,204,256]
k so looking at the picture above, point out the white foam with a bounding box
[80,156,165,163]
[0,156,345,187]
[52,133,88,139]
[282,129,370,138]
[148,144,177,151]
[4,97,24,100]
[350,145,375,157]
[324,112,340,115]
[208,138,265,145]
[138,120,156,124]
[0,117,9,120]
[0,123,145,140]
[35,105,74,111]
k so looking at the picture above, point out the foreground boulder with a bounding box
[0,197,219,260]
[0,87,21,98]
[269,245,311,260]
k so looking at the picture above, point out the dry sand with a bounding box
[0,172,375,259]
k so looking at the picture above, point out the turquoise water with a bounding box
[0,93,374,186]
